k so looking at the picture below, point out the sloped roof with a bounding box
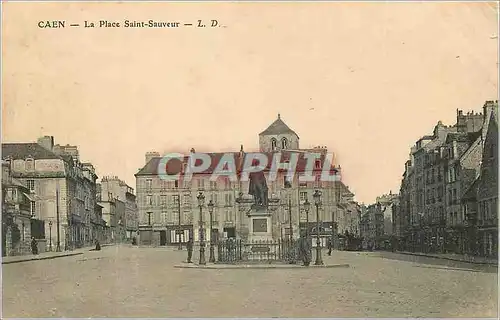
[135,151,339,177]
[2,143,62,160]
[259,114,298,137]
[462,177,479,200]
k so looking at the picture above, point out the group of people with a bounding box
[297,230,334,266]
[30,237,102,255]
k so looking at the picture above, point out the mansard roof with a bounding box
[135,151,338,176]
[2,143,62,160]
[259,114,299,137]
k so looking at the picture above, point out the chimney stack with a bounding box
[37,136,54,151]
[145,151,160,164]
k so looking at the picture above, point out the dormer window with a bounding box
[315,160,321,169]
[25,157,35,171]
[271,138,277,151]
[281,138,288,150]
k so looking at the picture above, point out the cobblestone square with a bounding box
[2,246,497,318]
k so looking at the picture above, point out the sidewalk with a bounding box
[174,262,350,270]
[397,251,498,266]
[2,247,89,265]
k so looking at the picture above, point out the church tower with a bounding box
[259,114,300,152]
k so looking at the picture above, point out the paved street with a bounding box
[2,245,497,318]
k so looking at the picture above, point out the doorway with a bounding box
[224,227,236,238]
[160,230,167,246]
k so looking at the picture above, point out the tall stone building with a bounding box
[2,136,98,250]
[462,104,498,258]
[99,176,138,239]
[2,160,34,256]
[135,115,355,247]
[397,101,498,254]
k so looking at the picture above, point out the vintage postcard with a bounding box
[1,1,498,318]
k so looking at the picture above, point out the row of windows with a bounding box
[142,174,331,190]
[142,210,235,225]
[478,198,498,222]
[143,193,234,207]
[271,138,289,151]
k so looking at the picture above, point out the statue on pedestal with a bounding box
[248,171,269,210]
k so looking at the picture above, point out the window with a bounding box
[160,195,167,205]
[224,177,230,190]
[154,211,161,224]
[25,158,34,171]
[210,181,217,190]
[300,191,307,202]
[146,195,153,206]
[173,195,180,206]
[315,160,321,169]
[271,138,277,151]
[27,180,35,192]
[183,194,191,206]
[198,178,205,189]
[225,193,232,206]
[146,179,152,190]
[174,180,179,188]
[30,201,36,217]
[284,176,292,188]
[281,138,288,150]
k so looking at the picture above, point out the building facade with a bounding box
[397,101,498,255]
[135,115,357,247]
[99,176,138,239]
[2,160,35,256]
[2,136,99,251]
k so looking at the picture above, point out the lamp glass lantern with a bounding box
[197,192,205,207]
[303,199,311,213]
[313,190,322,206]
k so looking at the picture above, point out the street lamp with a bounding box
[207,200,215,263]
[313,189,323,265]
[303,199,311,238]
[197,192,206,265]
[48,220,53,252]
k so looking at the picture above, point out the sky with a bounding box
[2,2,498,204]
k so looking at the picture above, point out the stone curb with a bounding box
[174,263,350,270]
[2,252,84,265]
[397,251,498,266]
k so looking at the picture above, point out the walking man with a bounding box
[298,230,311,266]
[186,236,193,263]
[31,237,38,255]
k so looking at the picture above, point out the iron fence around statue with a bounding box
[216,238,298,264]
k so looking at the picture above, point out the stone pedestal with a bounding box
[247,210,273,243]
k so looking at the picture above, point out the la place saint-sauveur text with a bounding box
[38,20,220,28]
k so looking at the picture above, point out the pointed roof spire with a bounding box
[259,114,299,137]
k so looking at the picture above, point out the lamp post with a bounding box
[56,186,61,252]
[176,195,182,250]
[303,198,311,258]
[288,195,293,242]
[49,220,53,252]
[313,189,323,265]
[304,199,311,238]
[207,200,215,263]
[197,192,206,265]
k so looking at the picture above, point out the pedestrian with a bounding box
[186,236,193,263]
[298,230,311,266]
[327,237,333,256]
[31,237,38,255]
[95,239,101,251]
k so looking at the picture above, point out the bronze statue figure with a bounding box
[248,170,269,208]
